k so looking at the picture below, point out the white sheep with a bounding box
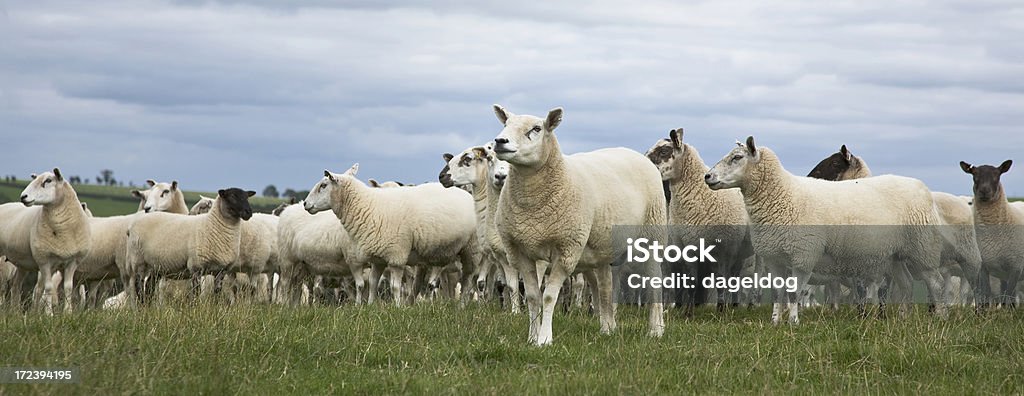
[705,137,948,324]
[124,188,255,305]
[189,195,278,303]
[960,160,1024,307]
[0,169,91,314]
[303,164,481,307]
[807,146,983,307]
[490,105,666,345]
[645,129,754,314]
[441,146,526,312]
[133,180,189,214]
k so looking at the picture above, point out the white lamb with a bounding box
[124,188,255,305]
[0,169,91,314]
[645,129,754,314]
[491,105,666,345]
[705,137,948,324]
[960,160,1024,307]
[303,164,481,307]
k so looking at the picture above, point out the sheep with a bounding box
[367,179,405,188]
[303,164,481,307]
[124,188,255,305]
[704,137,948,324]
[0,168,91,314]
[490,105,666,345]
[645,129,754,315]
[276,168,368,305]
[808,145,983,307]
[189,196,278,303]
[440,145,526,312]
[133,180,188,214]
[960,160,1024,307]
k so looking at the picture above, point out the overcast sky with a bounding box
[2,0,1023,196]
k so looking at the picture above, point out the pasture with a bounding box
[1,302,1021,394]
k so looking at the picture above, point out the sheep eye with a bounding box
[731,155,743,162]
[527,126,541,139]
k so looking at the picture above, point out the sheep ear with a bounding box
[443,153,454,162]
[30,174,37,180]
[396,181,405,186]
[324,170,337,182]
[493,104,510,125]
[544,107,563,132]
[246,190,256,197]
[171,181,178,190]
[471,147,489,160]
[81,203,88,210]
[52,168,63,181]
[131,190,144,199]
[745,136,757,155]
[289,197,297,204]
[999,160,1012,174]
[146,179,156,187]
[346,163,359,176]
[960,161,974,174]
[368,179,380,187]
[218,189,226,198]
[669,129,683,149]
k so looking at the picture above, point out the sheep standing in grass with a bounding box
[441,146,526,312]
[808,146,983,306]
[705,137,949,323]
[646,129,754,314]
[189,196,278,303]
[303,164,480,307]
[0,169,91,314]
[125,188,254,305]
[960,160,1024,307]
[491,105,666,345]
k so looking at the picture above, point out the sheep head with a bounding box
[706,136,760,191]
[492,105,563,167]
[961,159,1012,203]
[20,168,67,207]
[305,164,358,215]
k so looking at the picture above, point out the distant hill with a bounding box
[0,180,288,217]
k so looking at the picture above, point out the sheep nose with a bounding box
[20,194,27,201]
[704,173,712,181]
[494,137,509,145]
[495,174,507,180]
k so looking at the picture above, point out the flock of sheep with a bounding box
[1,105,1021,346]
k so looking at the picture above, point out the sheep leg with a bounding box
[511,250,542,344]
[388,266,404,307]
[350,265,366,305]
[407,266,428,306]
[1004,272,1021,309]
[537,259,572,346]
[37,264,55,315]
[788,267,811,325]
[62,261,78,313]
[368,263,385,305]
[500,260,521,314]
[594,265,616,334]
[582,270,599,317]
[10,269,28,311]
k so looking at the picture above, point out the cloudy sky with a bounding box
[2,0,1023,196]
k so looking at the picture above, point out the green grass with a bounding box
[0,180,286,217]
[0,303,1021,394]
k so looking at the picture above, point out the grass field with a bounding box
[0,302,1022,394]
[0,180,287,216]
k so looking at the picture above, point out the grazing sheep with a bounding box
[960,160,1024,307]
[491,105,666,345]
[441,146,526,312]
[189,196,278,303]
[645,129,754,314]
[303,164,481,307]
[0,169,91,314]
[705,137,948,324]
[808,145,983,307]
[125,188,254,305]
